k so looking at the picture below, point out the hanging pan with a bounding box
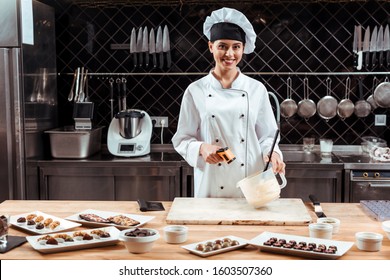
[280,77,298,119]
[317,77,338,120]
[297,77,316,120]
[337,77,354,119]
[354,77,371,118]
[367,76,379,111]
[373,77,390,108]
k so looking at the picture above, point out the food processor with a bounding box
[107,109,152,157]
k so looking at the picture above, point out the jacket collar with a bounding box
[207,68,245,90]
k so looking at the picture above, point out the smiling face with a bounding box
[208,39,244,72]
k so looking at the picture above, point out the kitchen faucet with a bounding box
[268,91,281,129]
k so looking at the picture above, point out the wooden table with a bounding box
[0,200,389,260]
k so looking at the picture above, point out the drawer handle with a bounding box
[369,183,390,188]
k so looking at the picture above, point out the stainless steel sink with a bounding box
[282,151,321,162]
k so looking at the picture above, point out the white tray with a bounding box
[181,235,248,257]
[249,231,354,260]
[26,226,120,254]
[65,209,155,229]
[10,211,82,235]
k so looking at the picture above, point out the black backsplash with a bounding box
[48,1,390,145]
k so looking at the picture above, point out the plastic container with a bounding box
[355,232,383,252]
[317,217,340,234]
[308,223,333,239]
[381,220,390,240]
[45,126,103,159]
[163,225,188,244]
[119,228,160,254]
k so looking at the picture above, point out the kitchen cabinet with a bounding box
[181,162,344,202]
[38,157,181,201]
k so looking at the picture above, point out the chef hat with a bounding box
[203,7,256,54]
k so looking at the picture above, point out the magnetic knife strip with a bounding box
[360,200,390,221]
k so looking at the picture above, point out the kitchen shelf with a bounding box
[58,71,390,77]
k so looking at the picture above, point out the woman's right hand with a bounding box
[199,143,224,164]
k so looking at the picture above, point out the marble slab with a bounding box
[166,198,312,225]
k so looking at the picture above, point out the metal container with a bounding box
[45,126,103,158]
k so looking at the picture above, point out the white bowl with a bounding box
[119,228,160,253]
[317,217,340,234]
[308,223,333,239]
[355,232,383,252]
[163,225,188,244]
[381,220,390,240]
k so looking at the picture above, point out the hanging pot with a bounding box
[317,77,338,120]
[367,76,379,111]
[373,77,390,108]
[280,77,298,119]
[297,77,316,120]
[354,77,371,118]
[337,77,354,119]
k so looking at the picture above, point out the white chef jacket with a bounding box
[172,69,282,198]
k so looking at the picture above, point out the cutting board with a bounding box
[166,198,312,226]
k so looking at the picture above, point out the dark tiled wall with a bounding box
[50,1,390,145]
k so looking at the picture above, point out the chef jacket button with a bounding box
[220,186,224,190]
[241,139,245,142]
[241,163,244,167]
[215,139,219,142]
[212,115,215,118]
[218,163,222,166]
[242,94,245,97]
[241,114,245,118]
[209,94,212,97]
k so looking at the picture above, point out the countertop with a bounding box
[35,144,390,170]
[1,200,389,260]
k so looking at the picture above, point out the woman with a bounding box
[172,7,285,198]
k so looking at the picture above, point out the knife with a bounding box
[136,27,143,67]
[149,27,157,68]
[142,26,149,68]
[352,25,358,69]
[156,26,163,69]
[356,25,363,70]
[384,24,390,68]
[377,25,384,68]
[163,25,172,69]
[309,194,326,218]
[362,26,370,69]
[130,27,137,68]
[370,25,378,69]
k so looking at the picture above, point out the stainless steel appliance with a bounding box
[0,0,57,201]
[348,170,390,202]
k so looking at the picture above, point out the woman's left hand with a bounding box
[264,152,285,174]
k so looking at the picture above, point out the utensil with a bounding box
[116,78,122,112]
[367,76,379,111]
[163,25,171,68]
[77,67,85,102]
[373,77,390,108]
[370,26,378,69]
[354,77,371,117]
[309,194,326,218]
[263,129,279,172]
[79,68,87,102]
[149,27,157,68]
[353,25,362,70]
[68,68,77,102]
[297,77,316,120]
[280,77,297,119]
[156,26,163,69]
[142,26,149,68]
[384,24,390,68]
[84,71,90,102]
[377,25,384,68]
[337,77,354,119]
[109,78,114,119]
[136,27,143,67]
[73,67,81,103]
[317,77,338,120]
[121,77,127,111]
[130,27,137,68]
[363,26,370,69]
